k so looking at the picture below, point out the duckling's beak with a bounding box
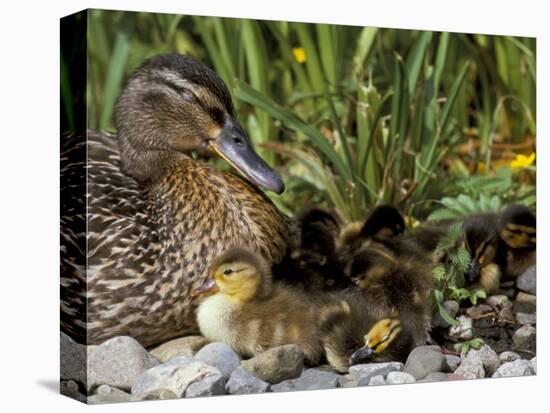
[349,346,374,365]
[467,260,480,283]
[191,278,220,297]
[209,119,285,194]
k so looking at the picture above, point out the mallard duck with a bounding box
[273,208,351,291]
[497,204,536,278]
[61,54,292,347]
[193,247,325,363]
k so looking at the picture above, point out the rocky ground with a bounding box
[60,266,536,404]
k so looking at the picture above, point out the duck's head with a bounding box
[498,204,536,250]
[360,205,405,243]
[463,215,498,283]
[349,247,395,289]
[116,54,284,193]
[192,247,273,303]
[349,318,403,364]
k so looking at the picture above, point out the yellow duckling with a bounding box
[193,247,325,364]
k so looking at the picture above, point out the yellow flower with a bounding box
[511,152,536,171]
[292,47,307,64]
[405,216,420,229]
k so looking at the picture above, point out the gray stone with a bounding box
[465,304,493,319]
[404,346,447,380]
[195,342,241,380]
[343,379,360,388]
[514,292,536,313]
[432,300,460,328]
[492,360,535,378]
[530,357,537,374]
[499,351,521,363]
[349,362,403,384]
[88,385,132,404]
[367,375,386,386]
[512,325,536,351]
[60,380,85,402]
[516,266,536,294]
[468,345,500,376]
[88,336,160,392]
[449,316,473,340]
[486,295,512,310]
[240,345,304,384]
[131,357,224,400]
[515,312,536,325]
[454,351,485,379]
[445,355,461,372]
[271,368,341,392]
[225,367,270,394]
[420,372,449,382]
[60,332,87,385]
[386,371,416,384]
[150,336,208,362]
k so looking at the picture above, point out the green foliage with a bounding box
[454,338,484,354]
[79,11,536,222]
[431,222,486,325]
[428,194,502,221]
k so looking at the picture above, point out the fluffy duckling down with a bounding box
[193,247,325,364]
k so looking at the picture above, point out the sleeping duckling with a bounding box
[463,213,506,293]
[193,247,325,363]
[498,204,536,278]
[273,208,351,291]
[348,245,433,345]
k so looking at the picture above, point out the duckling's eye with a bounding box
[232,136,245,147]
[223,268,234,276]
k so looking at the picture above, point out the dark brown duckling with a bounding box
[498,204,536,278]
[61,54,291,346]
[273,208,351,291]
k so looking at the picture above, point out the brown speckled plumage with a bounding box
[61,54,291,347]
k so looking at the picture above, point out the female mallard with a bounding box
[61,54,291,347]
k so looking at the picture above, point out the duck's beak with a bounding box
[349,345,374,365]
[209,119,285,194]
[467,260,481,283]
[191,278,220,297]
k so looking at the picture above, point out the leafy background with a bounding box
[62,9,536,222]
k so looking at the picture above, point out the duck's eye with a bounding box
[233,136,245,147]
[223,268,234,276]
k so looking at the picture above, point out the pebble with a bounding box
[88,385,132,404]
[60,332,87,386]
[445,355,461,372]
[515,312,536,325]
[88,336,160,392]
[492,359,535,378]
[516,266,536,295]
[530,357,537,374]
[514,292,536,314]
[195,342,241,380]
[466,304,493,319]
[404,346,447,380]
[240,345,304,384]
[349,362,403,384]
[512,325,536,351]
[386,371,416,384]
[449,316,473,340]
[150,336,208,362]
[60,380,85,402]
[486,295,512,310]
[367,375,386,386]
[131,357,224,400]
[499,351,521,363]
[225,367,270,395]
[420,372,449,382]
[454,351,485,379]
[433,300,460,328]
[271,368,341,392]
[468,345,500,376]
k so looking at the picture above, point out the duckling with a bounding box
[193,247,325,363]
[348,245,433,345]
[462,213,506,293]
[498,204,536,278]
[273,208,351,291]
